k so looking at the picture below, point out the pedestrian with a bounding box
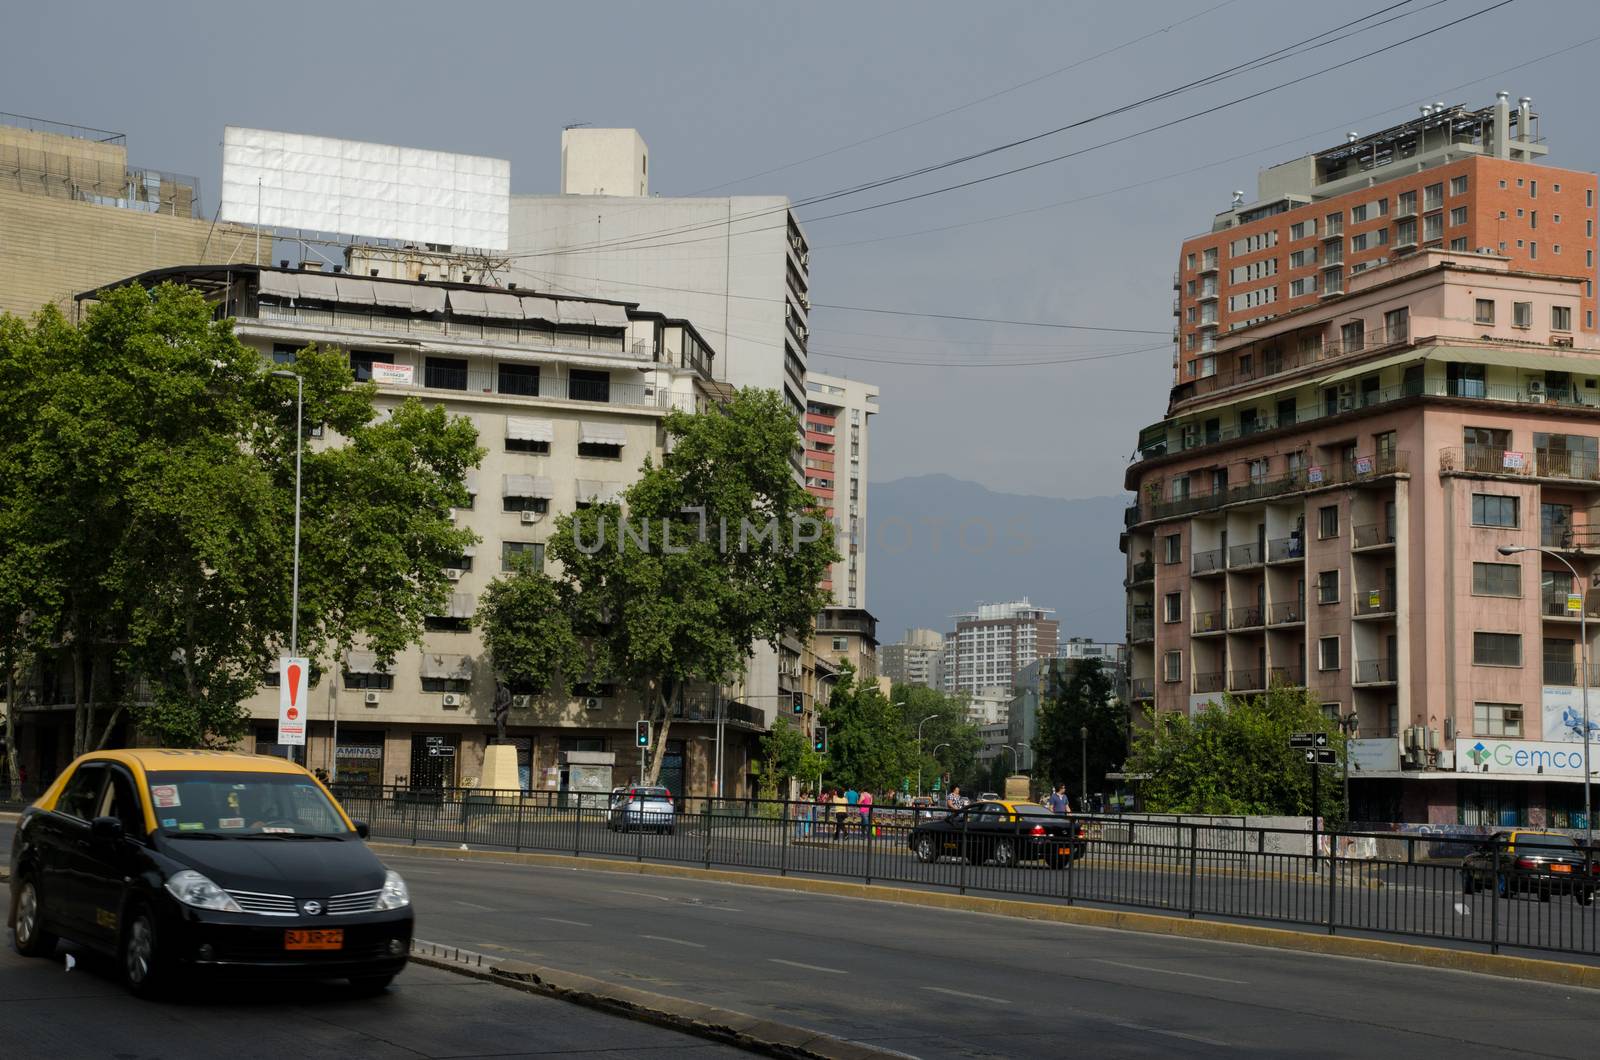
[834,789,852,841]
[858,788,873,834]
[1047,784,1070,815]
[946,785,963,811]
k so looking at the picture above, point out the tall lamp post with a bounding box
[915,713,938,797]
[1080,724,1089,811]
[1500,543,1593,849]
[271,370,304,768]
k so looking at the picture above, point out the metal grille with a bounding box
[326,889,382,915]
[226,890,298,916]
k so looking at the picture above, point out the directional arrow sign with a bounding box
[1302,748,1317,763]
[1315,748,1337,765]
[1314,732,1329,748]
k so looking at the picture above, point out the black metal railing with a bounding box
[1192,549,1225,574]
[333,790,1600,960]
[1543,662,1600,686]
[1192,609,1225,635]
[1130,618,1155,643]
[1268,536,1305,563]
[1356,657,1397,684]
[1228,542,1263,567]
[1129,559,1156,583]
[1270,601,1305,625]
[1355,589,1396,616]
[1229,669,1265,692]
[1193,670,1225,693]
[1229,605,1264,629]
[1129,678,1155,700]
[1353,523,1395,548]
[1270,665,1305,686]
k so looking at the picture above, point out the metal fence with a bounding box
[331,787,1599,959]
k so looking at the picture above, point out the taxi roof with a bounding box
[84,749,307,775]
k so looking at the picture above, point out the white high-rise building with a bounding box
[804,373,879,608]
[942,599,1059,696]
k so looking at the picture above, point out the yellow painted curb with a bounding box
[372,841,1600,991]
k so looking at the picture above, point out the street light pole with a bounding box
[1080,724,1089,810]
[271,370,304,767]
[916,713,938,797]
[1500,544,1592,849]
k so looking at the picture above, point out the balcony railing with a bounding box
[1194,671,1225,693]
[1130,619,1155,643]
[1540,590,1600,619]
[1229,669,1265,692]
[1269,665,1306,687]
[1268,537,1305,563]
[1229,605,1264,630]
[1128,559,1156,583]
[1543,662,1600,686]
[1129,677,1155,700]
[1127,452,1408,527]
[1270,601,1305,625]
[1442,445,1600,486]
[1355,658,1397,684]
[1228,542,1263,568]
[1192,610,1226,635]
[1353,523,1395,549]
[1354,589,1396,617]
[1192,549,1225,574]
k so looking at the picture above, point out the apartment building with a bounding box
[56,263,765,799]
[813,608,879,682]
[942,599,1059,696]
[880,628,945,690]
[1124,247,1600,827]
[804,374,880,608]
[0,112,264,318]
[1175,95,1596,382]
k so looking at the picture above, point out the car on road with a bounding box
[1461,830,1595,904]
[7,749,413,996]
[908,800,1086,869]
[607,786,676,834]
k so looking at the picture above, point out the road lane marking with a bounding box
[540,917,592,927]
[1117,1023,1229,1047]
[612,889,674,902]
[769,958,847,974]
[1093,959,1247,985]
[641,934,706,949]
[921,986,1010,1005]
[453,900,497,911]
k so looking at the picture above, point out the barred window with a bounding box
[1473,632,1522,667]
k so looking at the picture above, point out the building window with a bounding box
[424,356,469,391]
[501,541,545,572]
[1470,494,1518,528]
[502,495,549,514]
[1325,211,1343,235]
[1474,299,1495,324]
[1163,534,1181,564]
[498,363,540,397]
[1163,592,1182,623]
[1318,637,1341,671]
[1473,702,1523,737]
[1512,302,1532,328]
[1552,305,1572,331]
[425,615,471,633]
[1529,242,1537,260]
[832,636,849,652]
[1473,632,1522,667]
[1290,219,1316,240]
[1423,214,1443,242]
[506,436,550,454]
[1318,505,1340,539]
[1340,320,1364,351]
[1163,650,1183,683]
[421,676,471,695]
[1450,175,1468,196]
[1471,562,1521,597]
[1317,569,1340,605]
[343,671,394,691]
[1186,252,1196,271]
[578,442,623,459]
[271,343,299,365]
[1424,183,1443,211]
[568,368,612,402]
[1395,218,1418,246]
[1398,190,1417,215]
[1450,237,1469,251]
[1289,247,1318,268]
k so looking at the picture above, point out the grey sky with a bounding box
[5,0,1596,500]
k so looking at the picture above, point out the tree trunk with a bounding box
[94,703,124,750]
[82,656,97,758]
[642,678,674,787]
[71,636,86,758]
[4,634,21,802]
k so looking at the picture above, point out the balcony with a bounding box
[1354,658,1397,685]
[1354,589,1397,618]
[1269,665,1306,687]
[1353,523,1395,550]
[1192,549,1225,575]
[1268,537,1306,564]
[1128,558,1156,584]
[1198,259,1219,276]
[1227,542,1263,568]
[1441,445,1600,487]
[1269,601,1306,626]
[1543,662,1600,686]
[1192,610,1226,636]
[1130,618,1155,643]
[1131,452,1409,527]
[1194,671,1225,693]
[1541,590,1600,620]
[1229,605,1264,630]
[1228,669,1265,693]
[1130,677,1155,701]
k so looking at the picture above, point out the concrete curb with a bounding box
[409,947,911,1059]
[373,841,1600,992]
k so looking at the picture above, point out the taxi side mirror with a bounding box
[90,816,124,842]
[353,819,371,839]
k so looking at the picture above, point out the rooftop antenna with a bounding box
[563,121,593,130]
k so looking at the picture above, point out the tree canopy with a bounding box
[1031,658,1126,802]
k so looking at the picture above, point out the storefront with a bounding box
[333,730,385,792]
[408,732,459,790]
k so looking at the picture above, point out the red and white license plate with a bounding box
[285,928,344,950]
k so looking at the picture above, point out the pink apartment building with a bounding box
[1124,248,1600,827]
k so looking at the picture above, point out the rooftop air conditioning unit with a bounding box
[442,693,462,708]
[583,696,602,711]
[520,510,543,524]
[1435,749,1455,770]
[445,568,463,581]
[363,691,381,706]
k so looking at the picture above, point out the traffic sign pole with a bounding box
[1311,755,1321,872]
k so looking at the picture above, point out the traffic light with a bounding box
[635,720,651,748]
[813,725,828,754]
[791,691,805,715]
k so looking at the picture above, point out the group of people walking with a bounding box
[815,786,876,839]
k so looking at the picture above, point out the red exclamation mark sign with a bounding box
[286,663,302,721]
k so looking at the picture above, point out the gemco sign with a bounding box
[1456,739,1597,777]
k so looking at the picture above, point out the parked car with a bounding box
[908,800,1086,869]
[607,786,676,834]
[1461,830,1595,904]
[7,749,413,996]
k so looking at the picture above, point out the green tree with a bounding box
[477,564,577,698]
[757,721,824,800]
[1031,659,1126,805]
[893,684,980,798]
[1126,685,1347,817]
[539,389,837,783]
[820,666,912,793]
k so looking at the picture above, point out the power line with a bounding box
[807,343,1175,369]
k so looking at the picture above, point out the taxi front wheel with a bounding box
[121,903,168,998]
[12,876,58,958]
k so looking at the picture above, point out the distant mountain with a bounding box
[861,474,1127,646]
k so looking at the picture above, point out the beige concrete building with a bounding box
[804,374,880,608]
[0,113,263,319]
[880,628,945,690]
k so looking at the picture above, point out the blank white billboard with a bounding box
[220,126,509,250]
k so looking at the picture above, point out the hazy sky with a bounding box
[5,0,1596,499]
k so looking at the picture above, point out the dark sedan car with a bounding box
[908,800,1086,868]
[1461,830,1596,904]
[8,749,413,996]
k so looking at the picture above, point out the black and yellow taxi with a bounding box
[1461,829,1596,904]
[908,799,1087,868]
[7,749,413,996]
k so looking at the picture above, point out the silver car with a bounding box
[607,786,676,834]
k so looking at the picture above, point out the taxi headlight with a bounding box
[164,870,244,913]
[375,869,410,910]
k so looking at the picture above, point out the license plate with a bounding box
[1552,864,1572,874]
[1058,847,1072,856]
[285,928,344,950]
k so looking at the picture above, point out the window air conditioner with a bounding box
[520,510,543,524]
[363,691,381,706]
[583,696,602,711]
[442,693,462,708]
[1338,396,1356,411]
[445,568,463,581]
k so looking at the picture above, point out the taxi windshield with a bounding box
[146,770,350,837]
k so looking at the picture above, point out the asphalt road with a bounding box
[385,850,1600,1059]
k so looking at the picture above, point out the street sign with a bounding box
[1302,748,1337,765]
[276,656,308,746]
[1568,593,1583,613]
[1289,731,1328,749]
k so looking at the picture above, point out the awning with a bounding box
[409,285,447,313]
[520,295,560,324]
[480,291,524,319]
[446,593,474,619]
[576,479,622,504]
[371,280,414,309]
[590,303,631,328]
[557,300,599,326]
[503,474,555,498]
[448,289,489,316]
[1315,349,1427,388]
[257,271,301,299]
[420,653,473,681]
[296,272,340,301]
[1436,344,1600,374]
[344,650,383,674]
[579,420,627,446]
[506,417,555,443]
[334,277,378,304]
